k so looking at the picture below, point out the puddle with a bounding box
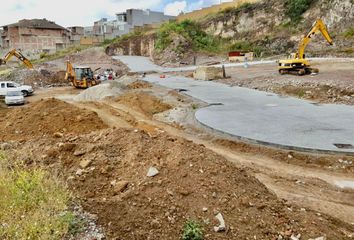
[334,180,354,190]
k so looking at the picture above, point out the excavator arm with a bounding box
[65,61,75,81]
[296,19,333,59]
[0,49,33,69]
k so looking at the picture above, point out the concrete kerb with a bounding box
[194,107,354,156]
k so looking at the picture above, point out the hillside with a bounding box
[106,0,354,64]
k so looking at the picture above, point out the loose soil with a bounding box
[0,98,107,141]
[126,80,152,90]
[12,128,354,240]
[115,92,172,118]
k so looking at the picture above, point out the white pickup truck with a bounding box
[0,81,34,97]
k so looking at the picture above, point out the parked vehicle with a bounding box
[5,90,25,105]
[0,81,34,97]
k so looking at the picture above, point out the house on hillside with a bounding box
[68,26,84,45]
[1,18,70,53]
[91,9,175,41]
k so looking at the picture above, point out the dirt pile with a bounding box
[64,47,128,77]
[74,82,124,102]
[0,98,107,141]
[116,92,172,117]
[127,80,152,89]
[14,128,354,239]
[0,69,68,88]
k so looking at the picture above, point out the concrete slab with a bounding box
[113,55,274,73]
[143,74,354,154]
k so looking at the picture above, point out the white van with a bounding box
[0,81,34,97]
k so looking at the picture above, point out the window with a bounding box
[7,83,15,88]
[1,83,5,88]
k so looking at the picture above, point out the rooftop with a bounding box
[4,19,66,30]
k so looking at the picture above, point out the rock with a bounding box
[59,143,77,151]
[80,159,92,169]
[214,213,226,232]
[147,167,159,177]
[74,149,87,156]
[203,207,208,212]
[290,234,301,240]
[0,142,12,150]
[309,237,326,240]
[76,169,84,176]
[113,181,129,194]
[193,66,224,81]
[53,132,64,138]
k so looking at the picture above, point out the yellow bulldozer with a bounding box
[278,19,333,75]
[65,61,100,89]
[0,49,33,69]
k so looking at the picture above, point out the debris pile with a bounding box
[0,68,68,88]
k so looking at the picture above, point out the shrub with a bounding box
[182,220,203,240]
[342,28,354,38]
[155,20,225,53]
[284,0,316,23]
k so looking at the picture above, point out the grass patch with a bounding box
[0,153,75,239]
[32,45,91,64]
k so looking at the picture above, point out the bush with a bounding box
[0,154,75,239]
[155,20,225,53]
[229,41,265,57]
[182,220,203,240]
[39,52,48,59]
[343,28,354,38]
[284,0,316,23]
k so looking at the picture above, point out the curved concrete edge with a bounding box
[194,106,354,156]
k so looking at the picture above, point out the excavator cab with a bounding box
[65,61,100,89]
[279,19,333,76]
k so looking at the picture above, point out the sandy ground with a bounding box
[2,79,354,239]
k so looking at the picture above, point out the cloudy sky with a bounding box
[0,0,232,27]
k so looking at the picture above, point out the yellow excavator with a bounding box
[0,49,33,69]
[278,19,333,75]
[65,61,100,89]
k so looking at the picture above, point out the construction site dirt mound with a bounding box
[0,98,107,141]
[126,80,152,89]
[0,68,68,88]
[74,82,123,102]
[64,47,128,77]
[16,128,354,239]
[116,92,172,117]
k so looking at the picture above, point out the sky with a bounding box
[0,0,232,28]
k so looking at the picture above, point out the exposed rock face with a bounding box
[202,0,354,56]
